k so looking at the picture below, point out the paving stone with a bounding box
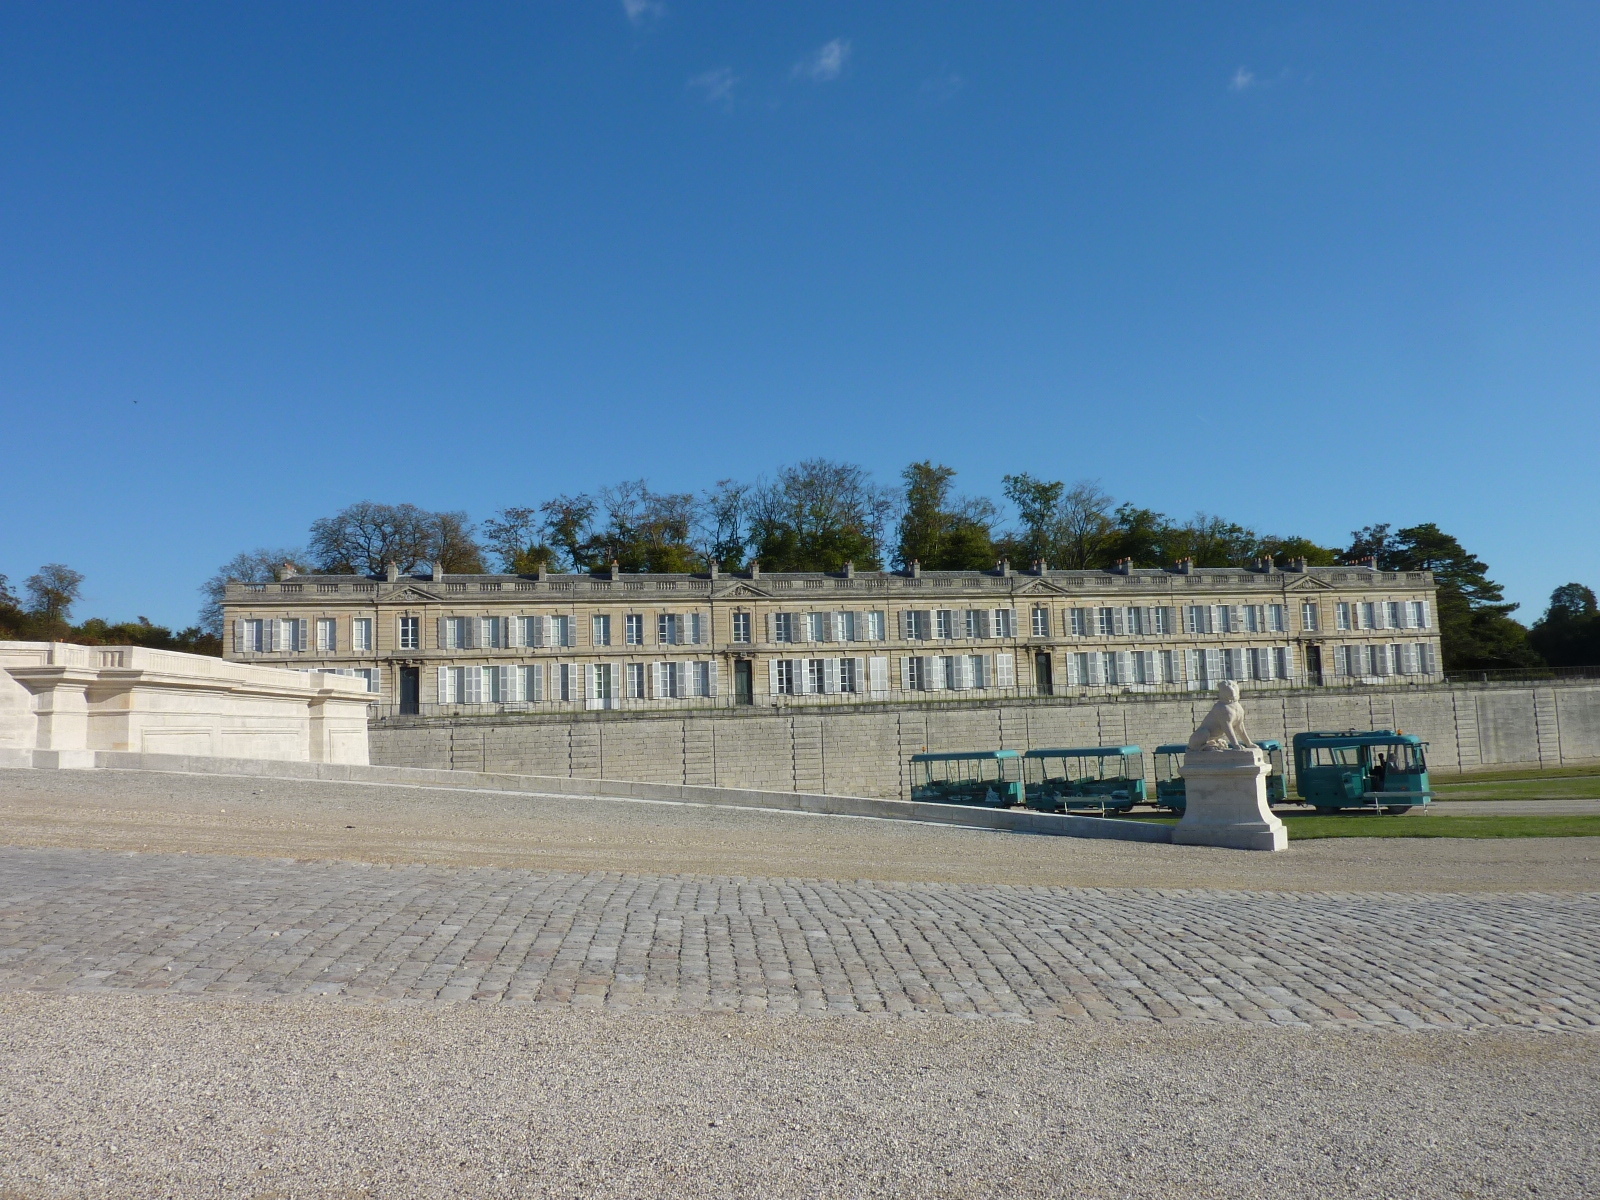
[0,847,1596,1030]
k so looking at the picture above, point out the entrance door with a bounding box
[1305,645,1323,687]
[734,660,754,705]
[1034,652,1053,696]
[399,667,420,714]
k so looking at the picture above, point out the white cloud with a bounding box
[622,0,664,27]
[1229,66,1256,92]
[688,67,736,107]
[793,38,851,83]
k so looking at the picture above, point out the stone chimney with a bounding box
[708,561,719,580]
[609,559,621,581]
[844,561,855,578]
[749,560,760,579]
[910,560,922,579]
[1176,557,1194,575]
[280,563,298,579]
[384,562,399,583]
[998,558,1011,578]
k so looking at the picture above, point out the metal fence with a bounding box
[365,670,1463,722]
[1442,664,1600,685]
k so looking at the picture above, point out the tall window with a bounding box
[864,611,885,641]
[1361,602,1377,630]
[398,616,420,650]
[1125,608,1145,637]
[1387,601,1404,629]
[592,615,612,647]
[1185,606,1209,635]
[993,609,1015,638]
[1152,607,1173,635]
[1243,606,1262,633]
[550,615,572,647]
[352,617,374,652]
[1336,603,1352,631]
[1268,605,1286,632]
[839,658,858,692]
[1031,607,1050,637]
[1409,601,1428,628]
[901,611,929,641]
[905,656,925,690]
[626,614,644,645]
[776,660,797,694]
[626,662,645,698]
[732,612,751,643]
[1301,603,1319,632]
[934,610,956,640]
[658,614,678,645]
[836,611,857,642]
[809,612,831,642]
[773,613,795,643]
[807,659,826,693]
[314,618,336,652]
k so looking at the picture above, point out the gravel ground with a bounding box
[2,991,1597,1200]
[1426,798,1600,815]
[4,767,1599,892]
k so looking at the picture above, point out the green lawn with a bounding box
[1278,812,1600,840]
[1106,810,1600,839]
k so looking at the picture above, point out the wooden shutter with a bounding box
[766,613,775,643]
[233,619,246,654]
[821,658,838,694]
[768,659,780,695]
[996,652,1015,687]
[434,666,448,703]
[1112,608,1126,636]
[1066,654,1081,686]
[1114,650,1131,684]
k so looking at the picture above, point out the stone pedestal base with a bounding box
[1173,748,1288,852]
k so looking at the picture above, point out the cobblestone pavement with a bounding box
[2,847,1597,1032]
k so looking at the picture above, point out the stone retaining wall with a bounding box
[370,679,1600,799]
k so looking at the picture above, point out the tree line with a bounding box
[0,565,220,655]
[190,458,1556,673]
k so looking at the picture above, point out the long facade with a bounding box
[222,562,1443,715]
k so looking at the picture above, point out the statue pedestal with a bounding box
[1173,749,1288,852]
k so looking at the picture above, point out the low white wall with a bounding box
[0,641,371,769]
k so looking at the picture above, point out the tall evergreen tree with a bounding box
[1345,523,1541,671]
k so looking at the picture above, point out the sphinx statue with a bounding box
[1186,679,1258,754]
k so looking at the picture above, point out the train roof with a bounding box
[1291,730,1425,748]
[1154,739,1282,754]
[1023,746,1141,759]
[909,749,1020,763]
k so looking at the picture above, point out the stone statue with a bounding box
[1173,680,1286,850]
[1186,680,1258,754]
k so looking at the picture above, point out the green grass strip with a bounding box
[1280,813,1600,840]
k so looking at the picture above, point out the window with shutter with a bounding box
[996,652,1015,687]
[769,659,780,695]
[1067,653,1083,686]
[868,656,888,694]
[436,666,450,704]
[822,658,839,694]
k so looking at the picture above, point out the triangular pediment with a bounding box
[1284,574,1335,591]
[1013,577,1073,595]
[717,583,772,599]
[388,585,443,602]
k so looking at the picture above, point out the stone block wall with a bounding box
[368,680,1600,799]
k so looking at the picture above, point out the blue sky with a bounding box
[2,2,1596,628]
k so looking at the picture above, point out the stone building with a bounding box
[222,560,1442,716]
